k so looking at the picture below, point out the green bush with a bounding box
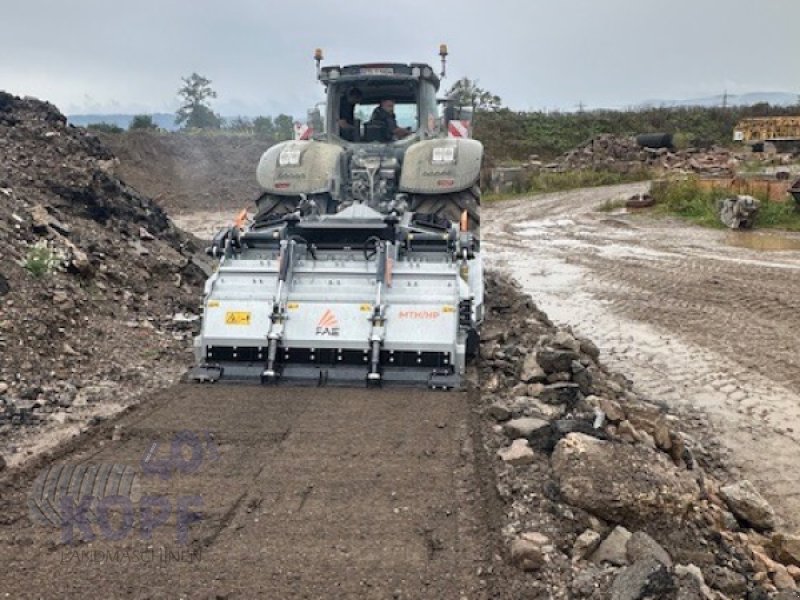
[129,115,158,131]
[86,122,124,134]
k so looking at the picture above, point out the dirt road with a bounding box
[485,184,800,530]
[0,385,500,599]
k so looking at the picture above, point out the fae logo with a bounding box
[315,309,340,337]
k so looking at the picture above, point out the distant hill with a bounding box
[640,92,799,109]
[67,113,179,131]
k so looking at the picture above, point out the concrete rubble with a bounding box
[548,134,786,176]
[480,270,800,598]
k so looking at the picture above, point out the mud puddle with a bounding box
[725,230,800,252]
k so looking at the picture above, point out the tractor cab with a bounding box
[318,63,442,144]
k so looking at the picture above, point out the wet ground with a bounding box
[485,184,800,531]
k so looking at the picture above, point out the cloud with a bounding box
[1,0,798,115]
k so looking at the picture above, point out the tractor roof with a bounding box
[319,63,440,90]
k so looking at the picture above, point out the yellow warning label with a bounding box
[442,305,456,313]
[208,300,220,308]
[287,302,300,311]
[225,311,251,326]
[360,304,372,312]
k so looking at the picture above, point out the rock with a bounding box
[487,402,511,422]
[0,455,6,471]
[599,397,625,422]
[775,565,798,591]
[520,353,546,382]
[673,564,713,600]
[719,195,760,229]
[139,227,155,241]
[625,404,672,450]
[571,361,593,395]
[572,529,602,561]
[553,330,581,353]
[578,337,600,361]
[719,480,776,531]
[0,382,8,395]
[484,372,501,394]
[551,433,700,525]
[675,564,705,585]
[525,397,566,421]
[520,531,551,547]
[497,439,535,466]
[591,526,632,566]
[504,417,549,439]
[510,536,546,571]
[536,349,580,374]
[627,531,672,567]
[705,565,748,596]
[610,558,676,600]
[773,534,800,566]
[539,382,581,406]
[618,420,640,443]
[787,565,800,581]
[752,548,780,573]
[0,273,9,297]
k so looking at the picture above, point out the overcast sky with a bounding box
[2,0,799,116]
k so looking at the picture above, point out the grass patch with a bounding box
[651,178,800,231]
[25,241,62,277]
[526,168,653,194]
[484,168,653,202]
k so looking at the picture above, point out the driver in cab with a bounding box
[370,99,411,141]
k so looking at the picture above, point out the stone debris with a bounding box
[549,134,768,177]
[627,531,673,567]
[572,529,603,562]
[552,432,699,525]
[503,416,549,439]
[510,533,549,572]
[719,480,777,531]
[480,271,793,598]
[610,558,676,600]
[591,526,632,566]
[497,438,535,466]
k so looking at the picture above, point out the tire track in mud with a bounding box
[485,184,800,530]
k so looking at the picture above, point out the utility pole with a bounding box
[722,89,728,109]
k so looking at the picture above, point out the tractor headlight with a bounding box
[431,146,456,164]
[279,149,302,166]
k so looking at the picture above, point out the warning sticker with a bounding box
[225,311,252,326]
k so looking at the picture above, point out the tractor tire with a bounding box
[410,187,480,236]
